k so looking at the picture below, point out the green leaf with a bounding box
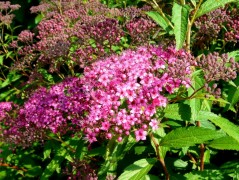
[43,142,52,160]
[25,166,42,177]
[225,77,239,113]
[188,70,204,121]
[0,171,7,179]
[35,13,44,24]
[195,0,237,19]
[38,69,54,83]
[160,127,224,148]
[190,0,197,8]
[141,174,160,180]
[174,159,188,168]
[228,50,239,62]
[0,89,15,101]
[193,93,229,104]
[164,103,191,121]
[118,158,157,180]
[172,3,190,49]
[0,55,4,65]
[184,170,225,179]
[200,120,216,130]
[40,147,67,180]
[88,146,105,157]
[146,11,171,32]
[113,135,136,160]
[208,136,239,150]
[134,146,147,155]
[198,111,239,143]
[0,71,22,89]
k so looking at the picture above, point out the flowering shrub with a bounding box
[1,0,239,179]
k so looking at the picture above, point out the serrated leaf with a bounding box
[198,111,239,143]
[200,120,216,130]
[184,170,225,179]
[172,3,190,49]
[194,93,229,104]
[160,127,224,148]
[224,86,239,112]
[195,0,237,19]
[146,11,171,32]
[118,158,157,180]
[164,103,191,121]
[40,147,66,180]
[188,70,204,121]
[208,136,239,150]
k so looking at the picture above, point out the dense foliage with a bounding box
[1,0,239,179]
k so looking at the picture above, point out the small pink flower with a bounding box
[101,121,110,131]
[135,129,147,141]
[106,133,112,139]
[149,119,159,131]
[86,132,97,143]
[117,136,123,142]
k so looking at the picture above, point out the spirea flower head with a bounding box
[1,77,86,146]
[196,52,239,98]
[78,45,193,143]
[0,2,20,25]
[194,6,239,49]
[0,102,13,121]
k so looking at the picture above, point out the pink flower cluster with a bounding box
[1,46,193,145]
[0,1,20,25]
[126,17,157,44]
[0,78,87,145]
[79,46,192,143]
[0,102,13,121]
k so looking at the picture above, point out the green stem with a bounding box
[147,0,174,29]
[186,0,204,51]
[169,85,205,103]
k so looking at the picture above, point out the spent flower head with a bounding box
[197,52,239,98]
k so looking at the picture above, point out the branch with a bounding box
[150,133,170,180]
